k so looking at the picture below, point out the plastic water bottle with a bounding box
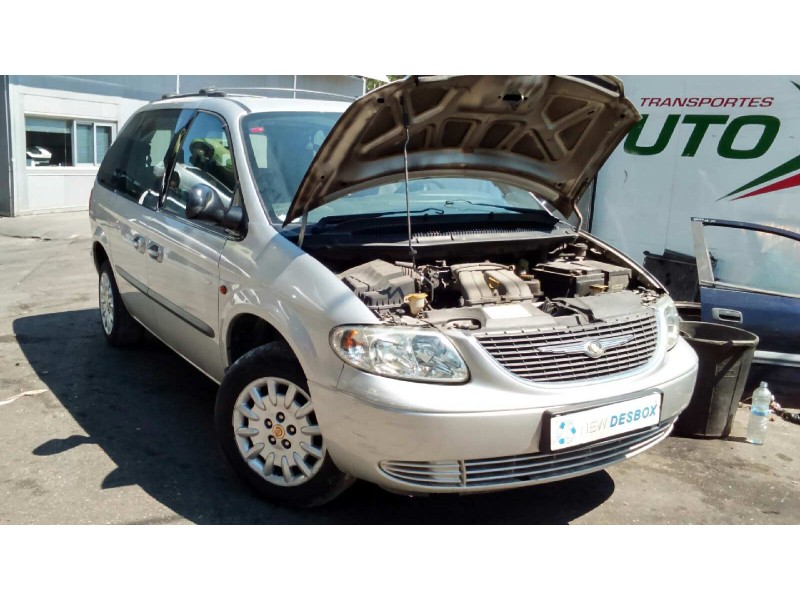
[746,382,772,445]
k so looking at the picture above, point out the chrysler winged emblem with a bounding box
[584,340,605,358]
[538,334,635,359]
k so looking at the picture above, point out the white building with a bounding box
[0,75,366,217]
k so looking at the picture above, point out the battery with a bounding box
[533,260,605,297]
[579,260,632,292]
[533,258,632,297]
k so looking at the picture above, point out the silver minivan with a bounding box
[89,75,699,506]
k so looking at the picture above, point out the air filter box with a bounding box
[340,260,416,308]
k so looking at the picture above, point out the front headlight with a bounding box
[330,325,469,383]
[659,297,681,350]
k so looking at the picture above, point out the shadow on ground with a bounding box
[15,309,615,524]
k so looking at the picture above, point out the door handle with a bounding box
[712,307,743,324]
[147,243,164,262]
[132,234,146,253]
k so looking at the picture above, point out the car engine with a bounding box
[338,242,659,331]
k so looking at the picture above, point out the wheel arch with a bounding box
[221,302,346,390]
[92,240,110,273]
[226,312,291,366]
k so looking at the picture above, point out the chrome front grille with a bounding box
[379,418,675,490]
[474,311,659,383]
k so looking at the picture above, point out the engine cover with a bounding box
[451,263,534,306]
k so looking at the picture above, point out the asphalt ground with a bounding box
[1,211,798,524]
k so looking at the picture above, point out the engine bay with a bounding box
[336,240,662,332]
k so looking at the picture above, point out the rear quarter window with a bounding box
[97,109,183,209]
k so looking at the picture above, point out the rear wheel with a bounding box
[98,261,143,347]
[215,342,355,507]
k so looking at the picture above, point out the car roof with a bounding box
[144,93,352,118]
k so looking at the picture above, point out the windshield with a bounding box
[297,178,552,226]
[241,111,343,223]
[242,111,552,227]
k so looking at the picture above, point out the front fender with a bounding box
[218,227,377,388]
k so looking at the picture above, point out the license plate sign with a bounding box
[549,393,662,451]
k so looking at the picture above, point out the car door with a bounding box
[95,108,187,331]
[145,111,240,382]
[692,217,800,367]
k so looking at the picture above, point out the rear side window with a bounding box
[97,109,182,209]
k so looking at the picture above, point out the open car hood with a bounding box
[283,75,640,225]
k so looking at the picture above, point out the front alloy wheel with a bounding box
[215,342,355,507]
[232,377,325,487]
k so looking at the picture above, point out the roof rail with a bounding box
[199,86,227,97]
[159,86,359,102]
[160,86,227,100]
[197,87,360,100]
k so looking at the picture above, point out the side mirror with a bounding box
[186,184,226,223]
[186,183,245,232]
[221,206,244,230]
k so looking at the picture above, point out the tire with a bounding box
[98,260,144,347]
[215,342,355,507]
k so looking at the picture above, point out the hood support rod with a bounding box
[400,97,417,272]
[298,206,309,248]
[573,202,584,231]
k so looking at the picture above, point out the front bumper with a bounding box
[310,338,698,494]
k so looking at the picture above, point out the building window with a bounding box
[96,125,112,163]
[26,117,72,166]
[25,116,115,167]
[76,123,94,164]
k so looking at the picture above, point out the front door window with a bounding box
[162,112,237,226]
[702,223,800,296]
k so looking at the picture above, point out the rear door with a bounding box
[692,217,800,367]
[144,111,239,382]
[94,108,187,330]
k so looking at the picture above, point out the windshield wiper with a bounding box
[315,206,445,228]
[442,199,544,214]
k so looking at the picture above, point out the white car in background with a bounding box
[26,145,52,166]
